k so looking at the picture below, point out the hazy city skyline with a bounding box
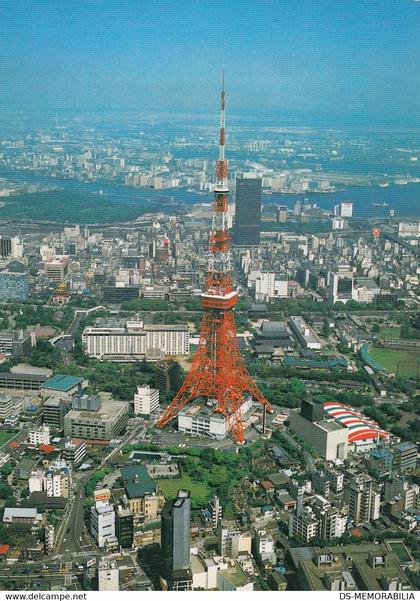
[1,0,420,126]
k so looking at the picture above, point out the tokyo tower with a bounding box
[157,79,272,444]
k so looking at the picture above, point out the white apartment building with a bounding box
[0,395,22,420]
[83,321,189,360]
[29,468,71,498]
[98,559,119,591]
[133,385,159,416]
[288,508,319,543]
[219,524,252,559]
[43,470,71,498]
[63,439,86,464]
[326,467,344,493]
[28,425,51,446]
[254,530,276,565]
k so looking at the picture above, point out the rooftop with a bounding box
[0,261,26,274]
[65,398,128,421]
[41,374,83,391]
[120,463,156,499]
[395,441,417,452]
[3,507,38,520]
[0,372,47,382]
[222,561,251,588]
[317,419,345,433]
[324,402,389,442]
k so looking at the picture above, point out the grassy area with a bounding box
[369,347,420,374]
[158,472,211,506]
[379,326,401,338]
[0,430,15,445]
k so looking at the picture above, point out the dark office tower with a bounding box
[296,266,310,289]
[161,490,192,590]
[234,178,262,246]
[0,237,11,259]
[116,506,134,549]
[301,398,324,423]
[155,360,181,395]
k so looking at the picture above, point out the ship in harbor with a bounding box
[371,202,389,207]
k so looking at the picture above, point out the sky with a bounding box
[1,0,420,126]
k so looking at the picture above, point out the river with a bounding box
[1,169,420,219]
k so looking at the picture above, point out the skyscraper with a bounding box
[161,489,191,590]
[234,178,262,246]
[0,236,11,258]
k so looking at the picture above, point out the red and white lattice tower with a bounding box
[157,79,272,444]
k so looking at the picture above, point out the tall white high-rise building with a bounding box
[11,237,23,259]
[133,385,160,416]
[334,201,353,218]
[255,272,275,301]
[91,502,116,548]
[28,425,50,446]
[209,495,222,530]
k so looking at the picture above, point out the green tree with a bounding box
[0,463,13,476]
